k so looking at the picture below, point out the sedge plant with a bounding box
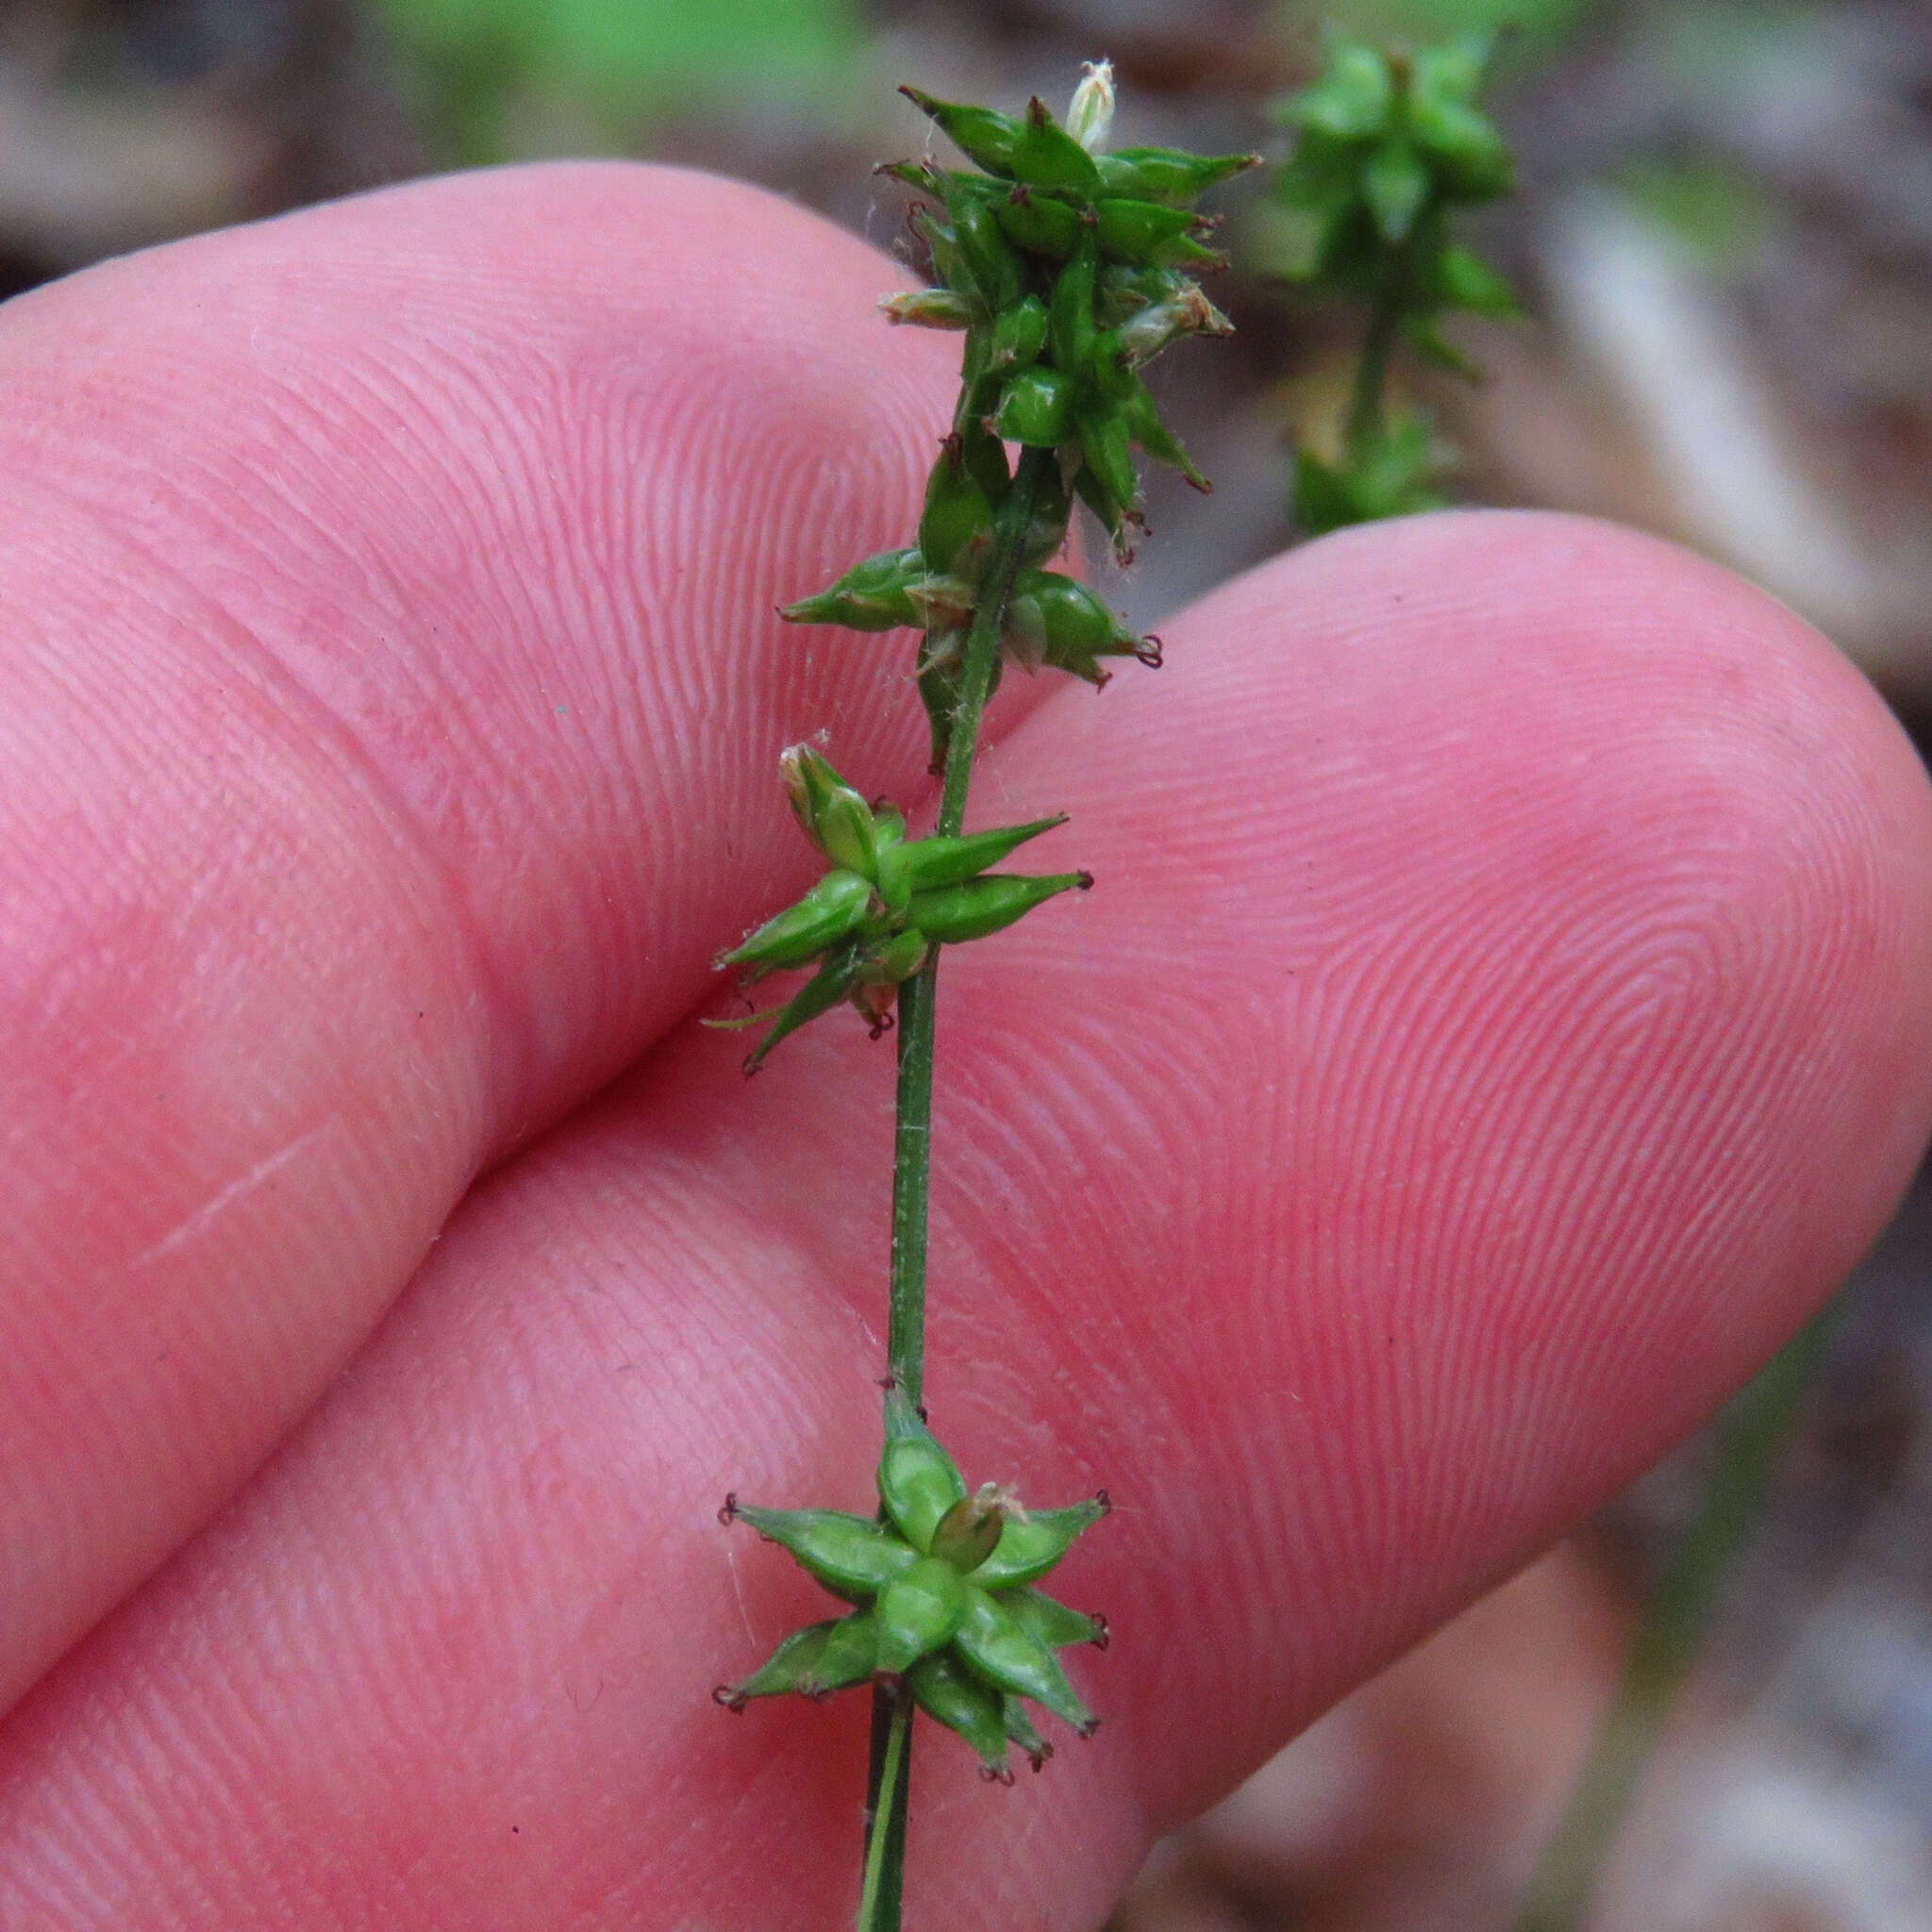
[1272,40,1842,1931]
[1271,33,1517,532]
[705,62,1251,1929]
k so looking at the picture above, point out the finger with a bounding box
[0,160,1037,1713]
[4,512,1927,1928]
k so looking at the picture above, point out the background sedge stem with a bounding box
[1343,275,1404,460]
[1342,297,1395,457]
[1513,1311,1833,1932]
[862,444,1052,1929]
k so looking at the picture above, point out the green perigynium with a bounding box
[1272,35,1517,533]
[715,1390,1108,1781]
[710,744,1089,1073]
[782,61,1252,772]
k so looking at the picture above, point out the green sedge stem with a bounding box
[936,448,1048,840]
[1343,291,1399,459]
[857,1690,914,1932]
[1342,55,1419,465]
[863,444,1051,1928]
[885,965,937,1405]
[1512,1311,1833,1932]
[861,1686,909,1930]
[884,441,1050,1403]
[863,968,931,1932]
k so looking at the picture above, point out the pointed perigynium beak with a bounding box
[779,742,885,876]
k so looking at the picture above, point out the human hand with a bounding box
[3,165,1929,1929]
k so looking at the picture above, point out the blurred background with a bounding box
[4,2,1928,1925]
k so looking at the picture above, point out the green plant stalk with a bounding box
[859,444,1052,1932]
[884,963,939,1407]
[934,452,1047,840]
[719,66,1241,1924]
[860,1689,910,1932]
[1342,293,1397,459]
[1513,1310,1834,1932]
[882,446,1049,1406]
[858,1697,915,1932]
[1342,248,1410,462]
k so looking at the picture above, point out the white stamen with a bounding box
[1067,59,1116,154]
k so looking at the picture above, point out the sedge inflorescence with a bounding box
[711,64,1241,1826]
[716,1391,1108,1782]
[1271,34,1517,531]
[712,66,1252,1076]
[709,743,1090,1074]
[784,62,1253,771]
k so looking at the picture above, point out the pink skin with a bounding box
[1,163,1929,1929]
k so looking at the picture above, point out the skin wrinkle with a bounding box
[134,1121,335,1267]
[1382,899,1729,1344]
[531,1158,858,1513]
[0,461,501,1131]
[207,339,657,1107]
[1006,865,1774,1457]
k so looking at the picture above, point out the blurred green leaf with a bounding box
[1285,0,1591,47]
[1293,411,1446,534]
[1277,40,1393,138]
[369,0,861,162]
[1614,158,1774,275]
[1430,242,1518,315]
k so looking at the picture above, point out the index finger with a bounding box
[0,160,1007,1713]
